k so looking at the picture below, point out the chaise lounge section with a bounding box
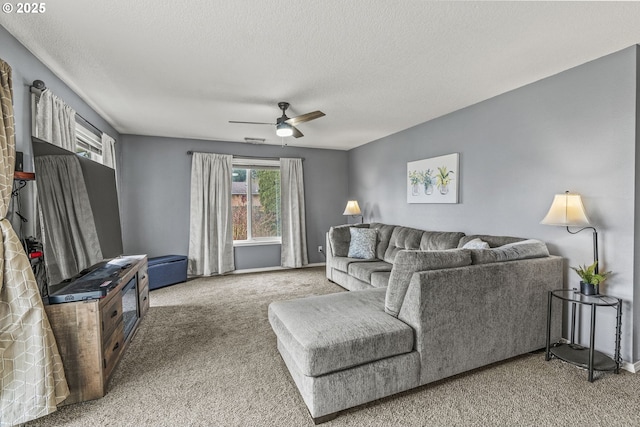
[269,223,563,423]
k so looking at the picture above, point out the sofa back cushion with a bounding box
[329,224,369,257]
[383,226,425,263]
[385,249,472,317]
[469,239,550,264]
[420,231,466,251]
[370,223,396,259]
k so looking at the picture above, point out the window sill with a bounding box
[233,240,282,247]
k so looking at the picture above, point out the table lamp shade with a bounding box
[540,193,591,227]
[343,200,361,216]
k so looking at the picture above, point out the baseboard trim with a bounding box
[230,262,325,275]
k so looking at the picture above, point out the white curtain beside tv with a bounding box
[34,89,77,152]
[280,158,308,268]
[188,152,235,275]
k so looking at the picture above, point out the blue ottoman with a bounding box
[148,255,188,290]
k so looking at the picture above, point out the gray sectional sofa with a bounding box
[269,223,563,423]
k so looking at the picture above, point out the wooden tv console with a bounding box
[44,255,149,405]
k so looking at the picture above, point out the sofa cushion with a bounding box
[348,227,377,259]
[385,249,472,317]
[370,223,396,260]
[329,224,369,257]
[348,261,393,284]
[420,231,466,250]
[331,256,376,273]
[469,239,550,265]
[458,234,524,248]
[371,271,391,288]
[383,226,424,263]
[268,288,414,377]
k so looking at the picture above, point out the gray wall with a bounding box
[0,25,121,238]
[349,46,639,364]
[119,135,348,268]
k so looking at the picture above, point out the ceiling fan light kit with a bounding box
[276,122,294,137]
[230,101,325,140]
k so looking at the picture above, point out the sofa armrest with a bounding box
[397,255,563,385]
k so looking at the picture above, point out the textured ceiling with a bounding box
[2,1,640,150]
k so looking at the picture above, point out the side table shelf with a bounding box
[545,289,621,382]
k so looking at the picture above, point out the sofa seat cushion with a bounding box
[371,271,391,288]
[331,256,376,273]
[268,288,414,377]
[348,261,393,284]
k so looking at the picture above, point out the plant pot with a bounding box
[580,281,599,296]
[424,183,433,195]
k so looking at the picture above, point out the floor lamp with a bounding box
[343,200,363,224]
[540,191,599,273]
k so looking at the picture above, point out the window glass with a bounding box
[232,166,281,243]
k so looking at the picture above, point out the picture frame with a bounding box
[407,153,459,203]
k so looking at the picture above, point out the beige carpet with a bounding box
[27,267,640,426]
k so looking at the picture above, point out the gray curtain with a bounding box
[0,59,69,427]
[188,152,235,275]
[34,89,77,152]
[34,155,103,285]
[280,158,308,268]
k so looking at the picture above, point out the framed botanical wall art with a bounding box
[407,153,459,203]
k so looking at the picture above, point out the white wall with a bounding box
[349,46,640,364]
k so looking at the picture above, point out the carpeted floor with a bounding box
[27,267,640,426]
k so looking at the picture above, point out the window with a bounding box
[232,159,281,244]
[75,120,103,164]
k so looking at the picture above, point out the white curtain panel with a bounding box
[101,132,117,170]
[188,152,235,275]
[280,158,308,268]
[34,155,103,285]
[0,59,69,426]
[34,89,77,152]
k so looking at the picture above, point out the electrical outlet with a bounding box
[318,245,323,253]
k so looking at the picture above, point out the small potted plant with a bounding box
[436,166,454,195]
[570,261,611,295]
[420,169,435,195]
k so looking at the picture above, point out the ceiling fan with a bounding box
[229,102,325,138]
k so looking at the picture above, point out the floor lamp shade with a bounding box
[541,191,599,273]
[540,193,591,227]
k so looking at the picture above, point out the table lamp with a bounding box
[343,200,363,224]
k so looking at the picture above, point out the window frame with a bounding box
[232,159,282,246]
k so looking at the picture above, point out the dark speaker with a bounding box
[15,151,23,172]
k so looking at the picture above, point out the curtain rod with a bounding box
[30,82,105,137]
[186,151,304,161]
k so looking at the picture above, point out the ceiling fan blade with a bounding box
[292,126,304,138]
[229,120,275,125]
[285,111,325,126]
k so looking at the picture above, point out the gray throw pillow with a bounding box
[348,228,377,259]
